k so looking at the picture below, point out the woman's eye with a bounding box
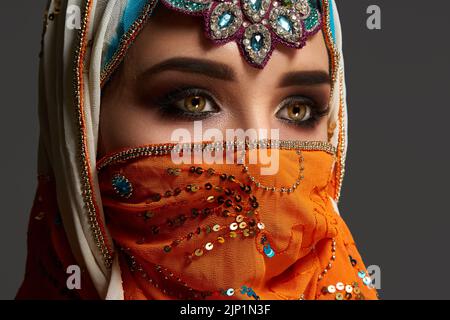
[277,100,313,123]
[275,96,328,129]
[287,102,312,122]
[152,88,221,120]
[179,95,209,113]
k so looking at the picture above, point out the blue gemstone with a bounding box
[112,175,132,197]
[277,15,293,33]
[250,33,264,52]
[218,12,234,29]
[249,0,262,11]
[263,244,275,258]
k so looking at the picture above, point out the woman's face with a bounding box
[99,5,331,157]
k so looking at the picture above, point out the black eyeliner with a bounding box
[151,87,221,120]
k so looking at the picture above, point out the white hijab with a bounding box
[38,0,347,299]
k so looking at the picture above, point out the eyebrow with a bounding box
[138,56,330,87]
[279,70,331,87]
[138,57,236,81]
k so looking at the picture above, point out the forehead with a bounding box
[125,6,330,83]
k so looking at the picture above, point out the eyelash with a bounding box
[275,96,330,129]
[153,87,220,121]
[153,87,329,128]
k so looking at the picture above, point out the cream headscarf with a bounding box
[38,0,347,299]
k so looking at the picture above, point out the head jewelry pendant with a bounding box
[161,0,322,68]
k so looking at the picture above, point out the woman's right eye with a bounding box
[154,88,221,120]
[175,94,216,113]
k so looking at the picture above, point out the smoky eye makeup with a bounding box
[275,95,330,129]
[145,86,223,121]
[139,79,329,129]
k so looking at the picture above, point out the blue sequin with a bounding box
[263,243,275,258]
[112,175,133,198]
[218,12,234,29]
[363,276,372,285]
[251,33,264,52]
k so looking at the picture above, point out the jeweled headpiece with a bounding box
[162,0,323,68]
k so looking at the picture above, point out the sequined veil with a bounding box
[15,0,376,300]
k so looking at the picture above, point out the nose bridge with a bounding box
[232,91,272,137]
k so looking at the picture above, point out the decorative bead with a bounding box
[335,292,344,300]
[112,174,133,198]
[191,208,200,219]
[194,249,204,257]
[166,168,181,176]
[195,167,204,174]
[34,212,46,221]
[205,242,214,251]
[230,222,238,230]
[363,276,372,286]
[226,288,235,296]
[336,282,344,291]
[263,244,275,258]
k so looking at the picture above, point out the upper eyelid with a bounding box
[274,95,316,114]
[167,88,220,106]
[153,87,219,109]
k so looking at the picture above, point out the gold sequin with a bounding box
[34,212,46,221]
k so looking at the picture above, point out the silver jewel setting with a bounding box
[163,0,322,68]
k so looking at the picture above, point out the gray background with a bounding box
[0,0,449,300]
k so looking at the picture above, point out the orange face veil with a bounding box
[17,0,368,300]
[95,141,377,300]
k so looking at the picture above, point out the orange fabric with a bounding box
[98,146,378,300]
[16,176,100,300]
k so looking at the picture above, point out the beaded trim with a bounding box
[97,140,336,172]
[74,0,113,268]
[320,0,343,201]
[238,147,305,193]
